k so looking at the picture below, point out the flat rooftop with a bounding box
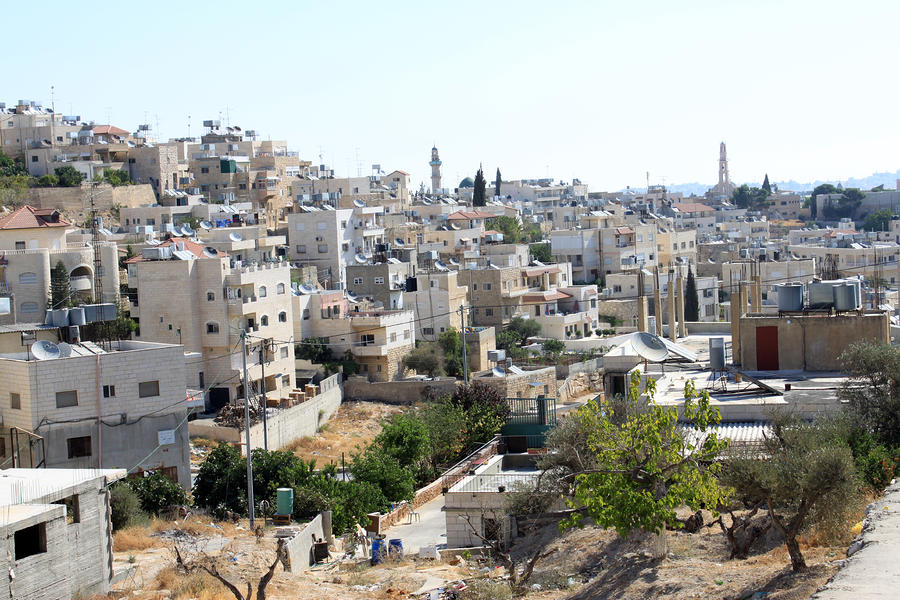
[0,468,126,506]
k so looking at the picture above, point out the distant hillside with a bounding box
[619,170,900,197]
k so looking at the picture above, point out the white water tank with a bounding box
[709,337,726,369]
[808,281,837,309]
[833,283,857,311]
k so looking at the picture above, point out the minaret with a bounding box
[718,142,730,188]
[429,146,442,195]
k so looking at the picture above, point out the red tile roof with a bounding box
[673,202,712,214]
[522,290,571,303]
[614,226,634,235]
[447,210,494,220]
[92,125,129,136]
[124,238,227,263]
[0,206,70,230]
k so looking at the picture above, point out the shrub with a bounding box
[110,483,145,530]
[128,472,189,516]
[37,174,58,187]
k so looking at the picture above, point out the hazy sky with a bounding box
[5,0,899,191]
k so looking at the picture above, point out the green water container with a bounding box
[276,488,294,516]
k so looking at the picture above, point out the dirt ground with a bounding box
[286,401,405,466]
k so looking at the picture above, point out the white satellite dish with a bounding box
[630,332,669,362]
[347,291,359,302]
[394,238,405,247]
[229,232,243,242]
[492,367,506,378]
[298,283,316,294]
[421,198,432,205]
[532,259,546,266]
[353,199,366,208]
[449,258,460,266]
[354,253,368,264]
[203,247,219,257]
[57,342,72,358]
[199,220,212,230]
[31,340,61,360]
[434,260,449,271]
[170,228,183,237]
[181,225,195,236]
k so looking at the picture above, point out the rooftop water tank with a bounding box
[776,283,804,312]
[51,308,69,328]
[709,337,726,369]
[68,307,86,326]
[808,281,836,309]
[833,283,857,311]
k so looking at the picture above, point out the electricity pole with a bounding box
[259,338,269,451]
[241,332,255,528]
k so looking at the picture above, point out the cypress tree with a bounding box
[473,166,486,207]
[495,168,502,199]
[684,267,700,322]
[762,174,771,195]
[50,260,73,308]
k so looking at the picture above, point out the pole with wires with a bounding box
[259,339,269,451]
[241,331,255,528]
[459,305,469,384]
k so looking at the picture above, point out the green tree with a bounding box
[103,168,133,186]
[507,316,541,340]
[809,183,840,219]
[438,327,464,377]
[530,242,551,263]
[731,184,770,211]
[541,338,566,360]
[50,260,73,308]
[486,215,523,243]
[295,338,333,364]
[421,396,467,470]
[473,166,486,207]
[761,173,771,194]
[54,165,84,187]
[451,381,510,450]
[0,173,34,208]
[684,267,699,322]
[565,373,730,558]
[37,174,58,187]
[0,151,26,177]
[863,209,893,232]
[822,188,864,220]
[109,483,145,530]
[838,341,900,448]
[127,472,189,515]
[402,342,444,377]
[495,168,502,199]
[80,300,137,342]
[722,415,859,571]
[350,447,416,503]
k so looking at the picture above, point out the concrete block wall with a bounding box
[282,513,327,572]
[0,505,69,600]
[343,377,459,404]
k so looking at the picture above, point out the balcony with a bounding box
[70,275,93,291]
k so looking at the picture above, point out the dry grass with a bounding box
[149,515,239,537]
[154,566,227,600]
[189,437,219,449]
[113,526,162,552]
[288,401,404,465]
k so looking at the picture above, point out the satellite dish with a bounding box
[199,220,212,230]
[450,222,461,230]
[353,199,366,208]
[57,342,72,358]
[422,198,432,205]
[31,340,61,360]
[532,259,545,266]
[448,258,460,266]
[170,228,183,237]
[434,260,449,271]
[229,232,243,242]
[181,225,195,236]
[298,283,316,294]
[354,253,368,264]
[203,246,219,257]
[492,367,506,378]
[630,332,669,362]
[708,258,716,264]
[394,238,405,247]
[347,291,359,302]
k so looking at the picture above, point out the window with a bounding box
[102,385,115,398]
[260,315,269,327]
[318,244,328,253]
[377,364,382,372]
[259,286,267,298]
[361,334,375,346]
[353,277,363,285]
[302,309,310,320]
[56,390,78,408]
[207,292,215,301]
[67,436,91,458]
[390,332,397,343]
[206,322,219,334]
[14,241,24,250]
[296,245,307,254]
[280,346,288,358]
[277,283,285,294]
[138,381,160,398]
[423,327,434,335]
[31,155,37,162]
[374,277,384,285]
[483,283,492,290]
[473,283,478,291]
[485,308,494,316]
[430,280,436,288]
[200,167,209,174]
[404,330,410,339]
[282,374,290,387]
[54,495,80,524]
[278,311,287,322]
[10,392,20,409]
[18,272,37,284]
[14,523,46,560]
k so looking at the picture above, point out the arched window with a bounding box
[277,283,285,295]
[18,272,37,284]
[260,315,269,327]
[207,291,215,301]
[278,311,287,322]
[206,322,220,334]
[258,286,267,298]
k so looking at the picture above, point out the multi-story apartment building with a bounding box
[531,285,600,338]
[0,100,83,161]
[287,206,386,289]
[720,258,818,296]
[0,206,119,323]
[462,263,574,329]
[197,225,286,265]
[346,261,413,309]
[125,238,295,408]
[606,267,720,322]
[669,202,717,232]
[550,228,600,283]
[0,325,193,485]
[403,269,468,341]
[656,228,697,268]
[598,224,657,275]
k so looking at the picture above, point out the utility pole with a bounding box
[241,332,255,528]
[259,338,269,451]
[459,305,469,384]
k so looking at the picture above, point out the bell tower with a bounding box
[429,146,442,195]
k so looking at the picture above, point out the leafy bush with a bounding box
[37,174,58,187]
[110,483,146,530]
[127,472,189,515]
[54,165,83,187]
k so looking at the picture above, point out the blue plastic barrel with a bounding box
[371,539,386,564]
[388,538,404,559]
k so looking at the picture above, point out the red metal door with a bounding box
[756,326,779,370]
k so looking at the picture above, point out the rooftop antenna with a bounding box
[50,85,55,113]
[187,115,191,138]
[88,182,103,305]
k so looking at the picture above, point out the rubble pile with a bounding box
[214,402,264,428]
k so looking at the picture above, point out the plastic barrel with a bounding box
[276,488,293,516]
[371,539,386,564]
[388,539,404,559]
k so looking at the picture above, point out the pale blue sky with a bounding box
[5,0,899,191]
